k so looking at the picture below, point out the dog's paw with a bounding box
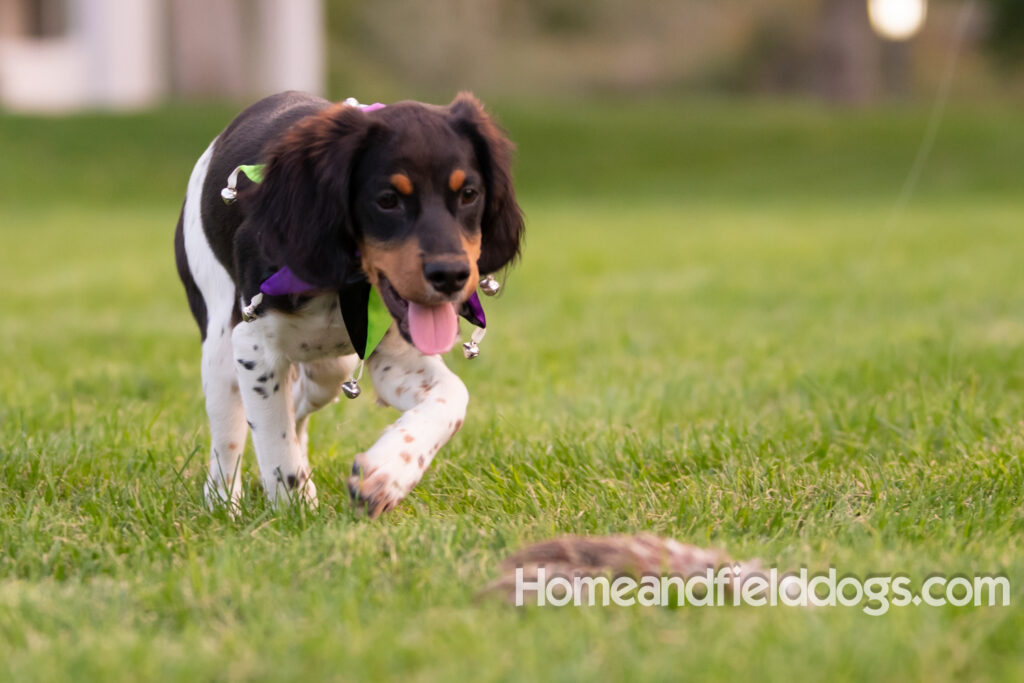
[291,477,319,509]
[347,458,417,518]
[204,478,243,515]
[266,469,319,510]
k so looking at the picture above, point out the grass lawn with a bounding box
[1,97,1022,680]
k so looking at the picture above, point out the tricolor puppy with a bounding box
[174,91,523,516]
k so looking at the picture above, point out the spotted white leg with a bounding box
[349,329,469,517]
[231,319,318,507]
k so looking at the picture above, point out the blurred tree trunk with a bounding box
[168,0,246,98]
[815,0,880,103]
[0,0,26,38]
[253,0,325,96]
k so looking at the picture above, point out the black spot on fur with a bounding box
[237,359,256,370]
[257,373,270,383]
[281,432,286,439]
[254,386,268,398]
[253,344,259,351]
[272,383,280,393]
[286,474,297,489]
[247,420,255,431]
[382,365,391,372]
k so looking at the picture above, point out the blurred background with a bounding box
[1,0,1022,423]
[1,0,1022,111]
[3,5,1024,677]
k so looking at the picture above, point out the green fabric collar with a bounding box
[363,286,391,359]
[236,163,265,183]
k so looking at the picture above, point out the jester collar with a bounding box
[230,163,487,360]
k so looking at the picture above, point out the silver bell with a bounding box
[462,341,479,359]
[221,186,237,204]
[479,275,500,296]
[341,380,361,399]
[241,292,263,322]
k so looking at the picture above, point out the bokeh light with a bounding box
[868,0,928,41]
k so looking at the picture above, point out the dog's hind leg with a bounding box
[179,139,248,510]
[201,317,248,508]
[348,329,468,517]
[293,356,359,423]
[292,355,359,454]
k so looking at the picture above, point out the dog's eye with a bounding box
[376,191,400,211]
[459,187,479,206]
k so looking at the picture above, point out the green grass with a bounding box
[1,98,1023,680]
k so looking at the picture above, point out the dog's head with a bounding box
[248,93,523,353]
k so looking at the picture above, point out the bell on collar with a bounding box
[342,359,365,399]
[479,275,500,296]
[341,380,361,399]
[462,326,487,359]
[222,164,263,205]
[242,292,263,322]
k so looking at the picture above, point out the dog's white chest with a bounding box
[263,294,357,362]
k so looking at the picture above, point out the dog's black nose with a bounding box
[423,260,470,296]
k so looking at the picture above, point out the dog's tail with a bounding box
[482,533,760,604]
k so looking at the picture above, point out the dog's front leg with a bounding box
[349,329,468,517]
[231,319,317,507]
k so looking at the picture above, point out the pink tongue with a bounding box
[407,301,458,355]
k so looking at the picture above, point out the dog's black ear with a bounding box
[247,104,379,287]
[448,92,524,275]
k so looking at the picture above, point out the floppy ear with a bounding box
[246,104,378,288]
[448,92,524,276]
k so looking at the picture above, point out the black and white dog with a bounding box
[174,91,523,516]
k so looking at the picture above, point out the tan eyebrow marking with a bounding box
[390,173,413,195]
[448,169,466,192]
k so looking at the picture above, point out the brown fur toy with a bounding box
[485,534,761,604]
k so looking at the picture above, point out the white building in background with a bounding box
[0,0,325,112]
